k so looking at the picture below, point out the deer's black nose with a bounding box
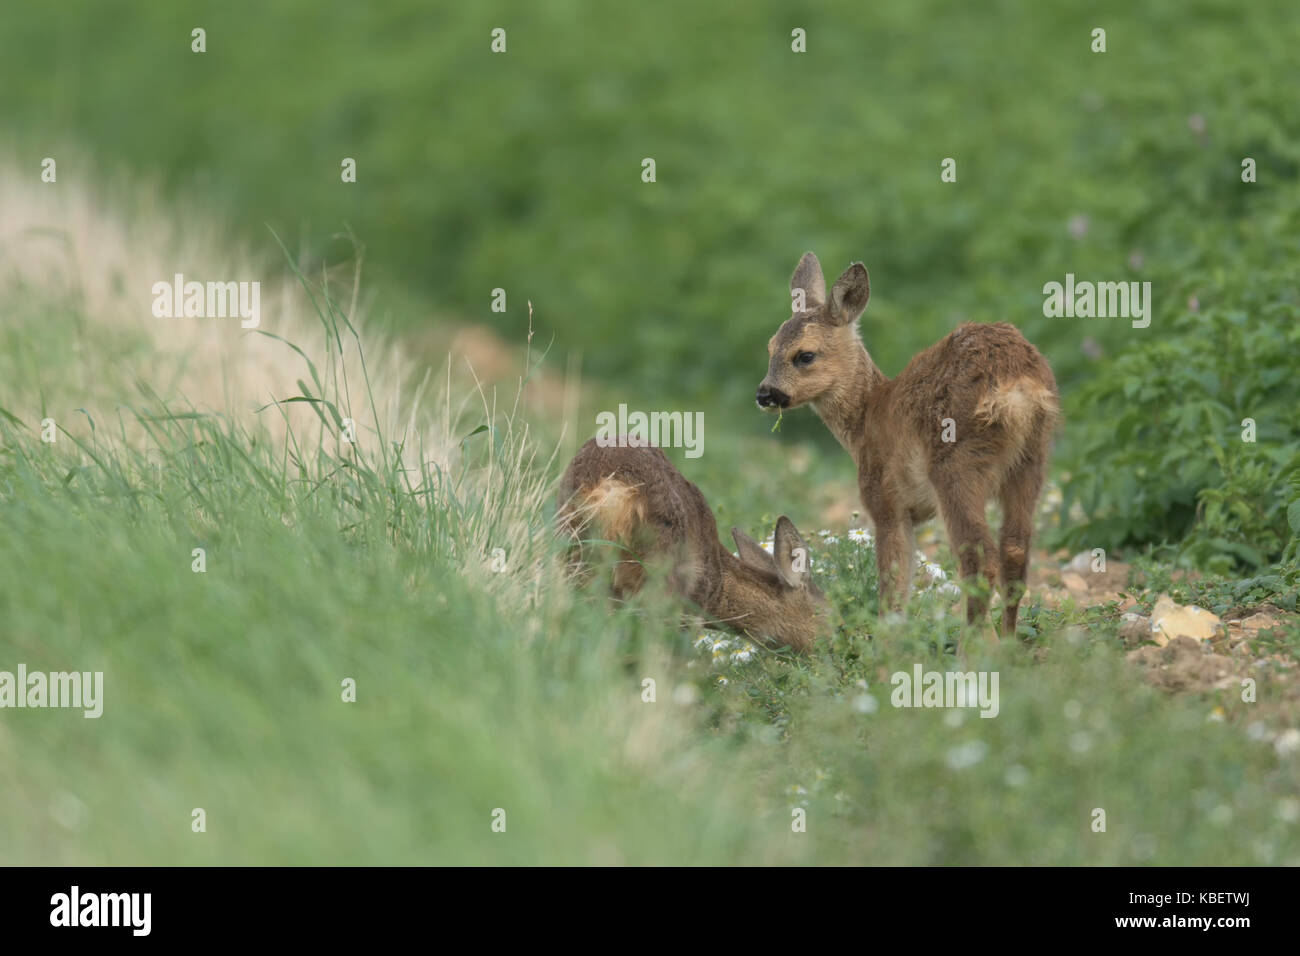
[755,385,790,409]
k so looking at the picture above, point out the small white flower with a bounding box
[852,694,878,714]
[1247,721,1272,742]
[914,555,960,597]
[945,741,988,770]
[1208,804,1233,826]
[49,791,88,832]
[1274,728,1300,757]
[1130,834,1158,861]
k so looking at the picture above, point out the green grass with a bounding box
[2,258,1297,865]
[0,279,787,865]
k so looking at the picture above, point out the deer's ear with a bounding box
[790,252,826,311]
[829,262,870,325]
[732,526,777,572]
[772,517,811,589]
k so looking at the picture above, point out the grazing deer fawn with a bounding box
[557,437,832,652]
[755,253,1060,638]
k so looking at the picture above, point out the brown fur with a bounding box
[757,252,1060,638]
[556,438,832,652]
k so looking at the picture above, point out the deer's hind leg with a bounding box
[930,467,999,631]
[997,447,1047,638]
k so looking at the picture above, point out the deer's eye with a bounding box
[793,351,816,368]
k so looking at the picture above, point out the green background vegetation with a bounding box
[2,0,1298,864]
[4,0,1297,563]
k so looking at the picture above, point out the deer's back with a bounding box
[870,322,1059,490]
[556,439,722,606]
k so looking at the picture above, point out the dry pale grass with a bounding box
[0,159,575,607]
[0,159,415,450]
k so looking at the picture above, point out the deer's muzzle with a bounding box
[755,384,790,409]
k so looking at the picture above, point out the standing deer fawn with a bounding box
[556,437,832,652]
[755,252,1060,639]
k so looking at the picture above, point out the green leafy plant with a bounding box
[1055,239,1300,572]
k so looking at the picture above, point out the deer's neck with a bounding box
[812,339,886,463]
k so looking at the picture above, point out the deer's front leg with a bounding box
[873,518,911,615]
